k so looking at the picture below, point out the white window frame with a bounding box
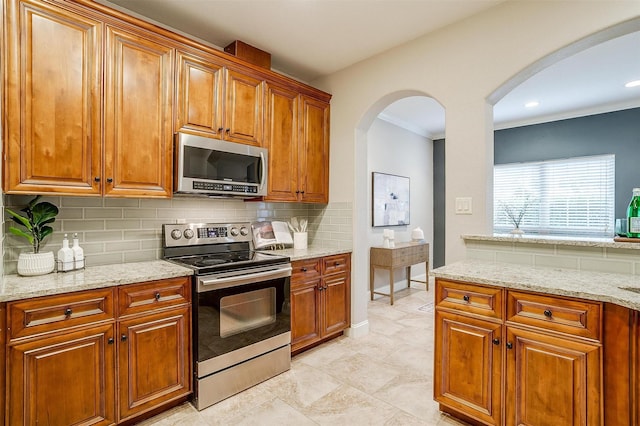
[493,154,615,237]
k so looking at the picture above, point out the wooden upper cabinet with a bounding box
[299,96,330,203]
[3,0,102,195]
[265,82,300,202]
[175,50,224,138]
[224,68,264,146]
[264,83,330,203]
[176,53,264,146]
[104,24,175,198]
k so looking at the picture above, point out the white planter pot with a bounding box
[17,251,55,276]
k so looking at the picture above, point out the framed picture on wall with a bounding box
[372,172,410,227]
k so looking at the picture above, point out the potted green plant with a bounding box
[6,195,59,276]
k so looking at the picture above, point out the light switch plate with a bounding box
[455,197,472,215]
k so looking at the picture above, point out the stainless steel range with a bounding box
[163,222,291,410]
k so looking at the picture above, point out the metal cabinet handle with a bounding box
[492,338,500,346]
[154,292,161,301]
[225,128,230,133]
[543,309,552,318]
[64,308,72,317]
[301,267,307,272]
[463,295,470,302]
[94,176,101,182]
[107,177,113,183]
[506,342,513,350]
[108,337,114,345]
[218,127,224,132]
[121,334,127,342]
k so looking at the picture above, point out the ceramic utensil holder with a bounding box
[293,232,308,250]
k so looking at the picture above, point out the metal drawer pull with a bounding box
[64,308,72,317]
[463,295,470,302]
[543,309,552,318]
[301,267,307,272]
[154,292,161,301]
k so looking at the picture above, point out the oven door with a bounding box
[194,264,291,378]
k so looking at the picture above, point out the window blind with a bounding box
[494,155,615,237]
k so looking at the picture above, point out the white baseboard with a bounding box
[344,319,369,338]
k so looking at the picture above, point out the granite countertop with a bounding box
[432,259,640,311]
[1,260,194,302]
[463,233,640,250]
[258,247,352,261]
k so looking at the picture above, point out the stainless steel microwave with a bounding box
[174,133,268,198]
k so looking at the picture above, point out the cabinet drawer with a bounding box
[323,254,349,275]
[8,288,115,340]
[292,259,321,281]
[506,290,601,340]
[118,277,191,317]
[436,279,503,320]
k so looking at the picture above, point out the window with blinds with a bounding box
[494,154,615,237]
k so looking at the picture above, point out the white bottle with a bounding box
[72,233,85,270]
[57,234,74,272]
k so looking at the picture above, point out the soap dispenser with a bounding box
[57,234,74,272]
[71,233,84,270]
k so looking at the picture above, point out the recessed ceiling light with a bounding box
[524,101,539,108]
[625,80,640,88]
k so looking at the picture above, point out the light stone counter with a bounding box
[259,247,352,262]
[432,259,640,311]
[1,260,193,302]
[463,233,640,250]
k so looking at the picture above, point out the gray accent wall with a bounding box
[433,139,445,268]
[495,107,640,219]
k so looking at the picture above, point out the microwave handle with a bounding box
[260,151,266,190]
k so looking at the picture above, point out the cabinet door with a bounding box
[299,96,329,203]
[264,82,300,202]
[323,272,350,337]
[505,327,601,426]
[291,278,322,353]
[104,25,174,197]
[3,0,102,195]
[7,323,116,426]
[434,310,502,425]
[175,50,224,137]
[224,69,264,146]
[118,306,191,421]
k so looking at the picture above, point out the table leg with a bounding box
[425,261,429,291]
[370,265,374,300]
[407,265,411,289]
[389,268,394,305]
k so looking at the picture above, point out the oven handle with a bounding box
[198,265,292,291]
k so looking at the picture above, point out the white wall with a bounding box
[367,118,432,295]
[312,0,640,329]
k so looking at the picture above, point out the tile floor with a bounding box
[139,279,466,425]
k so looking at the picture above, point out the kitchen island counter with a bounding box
[433,259,640,310]
[1,260,193,302]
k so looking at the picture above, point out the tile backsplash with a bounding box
[3,195,353,275]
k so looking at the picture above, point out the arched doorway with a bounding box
[349,91,444,336]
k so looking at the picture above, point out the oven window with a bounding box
[183,145,261,184]
[219,287,276,338]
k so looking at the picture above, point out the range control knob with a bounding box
[230,227,240,237]
[240,226,249,236]
[183,229,195,239]
[170,229,182,240]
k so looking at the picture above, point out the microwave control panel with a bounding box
[192,181,258,194]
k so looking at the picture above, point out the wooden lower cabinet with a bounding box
[435,278,603,426]
[434,311,502,425]
[7,323,117,426]
[118,306,191,421]
[291,253,350,354]
[504,327,601,426]
[5,277,192,425]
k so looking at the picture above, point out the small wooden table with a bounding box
[370,242,429,305]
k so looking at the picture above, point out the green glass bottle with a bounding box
[627,188,640,238]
